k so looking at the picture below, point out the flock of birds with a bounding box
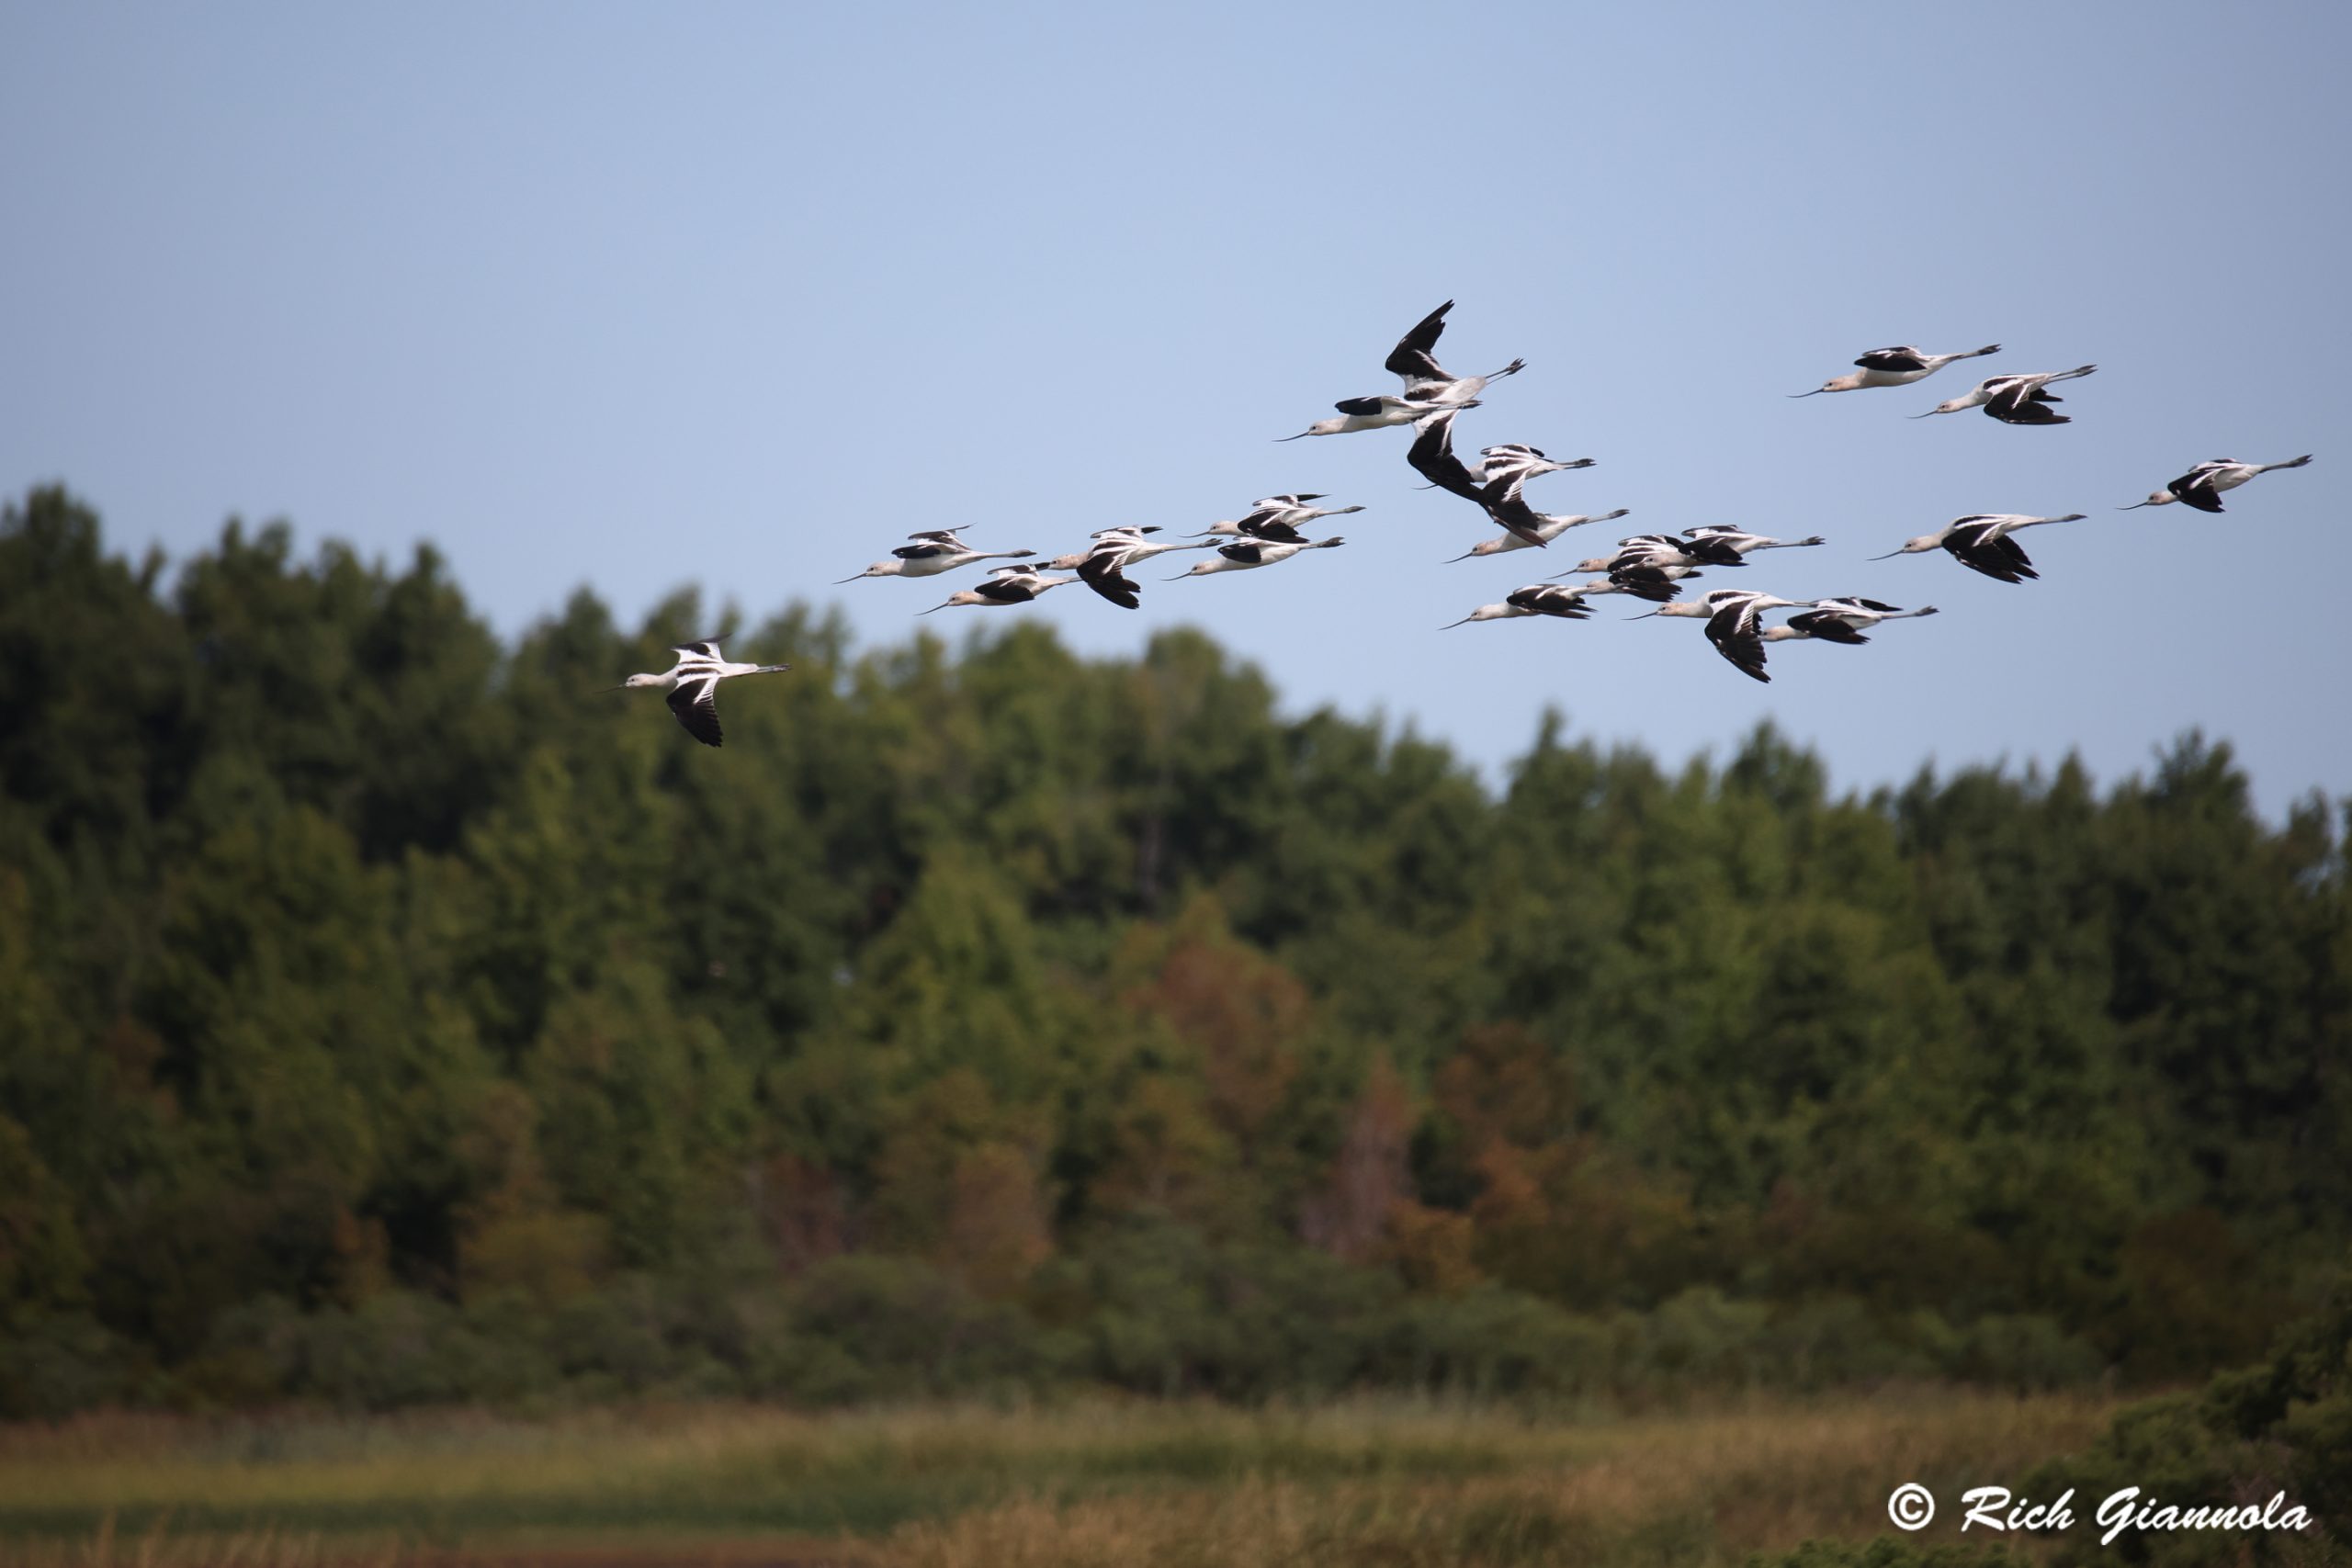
[615,302,2312,743]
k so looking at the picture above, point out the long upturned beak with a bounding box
[833,571,868,584]
[1787,389,1826,398]
[1906,410,1942,419]
[1626,610,1663,620]
[1867,548,1909,560]
[1439,616,1475,629]
[2118,501,2155,510]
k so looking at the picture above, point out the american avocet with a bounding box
[1634,591,1815,683]
[1792,344,2000,396]
[2121,456,2312,513]
[1407,409,1590,509]
[1769,598,1939,644]
[1446,509,1629,561]
[1871,513,2086,582]
[1191,497,1366,537]
[1039,527,1214,572]
[1914,365,2097,423]
[921,566,1077,613]
[1383,299,1527,405]
[612,639,790,749]
[1680,525,1827,557]
[838,528,1036,581]
[1167,536,1346,579]
[1440,584,1599,628]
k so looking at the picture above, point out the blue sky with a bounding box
[6,1,2346,814]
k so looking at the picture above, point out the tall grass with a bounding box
[0,1390,2111,1565]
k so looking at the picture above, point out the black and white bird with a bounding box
[1792,344,2001,396]
[1872,513,2087,583]
[1075,547,1147,610]
[1914,365,2098,424]
[1279,299,1522,439]
[1680,525,1827,558]
[1276,393,1476,440]
[1039,527,1213,572]
[838,529,1036,582]
[1447,509,1629,561]
[1407,409,1589,504]
[1168,536,1346,579]
[921,565,1077,613]
[612,640,790,749]
[1550,549,1706,600]
[1766,598,1939,644]
[1604,534,1717,567]
[1191,496,1365,538]
[1440,583,1600,628]
[2121,456,2312,513]
[1634,590,1815,683]
[1547,573,1681,603]
[1381,299,1527,405]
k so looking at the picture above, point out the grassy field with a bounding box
[0,1389,2115,1566]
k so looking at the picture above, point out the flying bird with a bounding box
[838,529,1035,581]
[1038,527,1214,572]
[1679,525,1827,557]
[1168,536,1346,579]
[1792,344,2001,396]
[611,639,790,749]
[1914,366,2098,424]
[1440,583,1600,628]
[1406,408,1589,508]
[921,565,1077,613]
[1771,598,1939,644]
[1278,299,1522,438]
[1191,496,1366,538]
[1381,299,1528,405]
[1076,547,1146,609]
[1632,591,1816,683]
[1447,509,1629,561]
[2121,456,2312,513]
[1872,513,2087,583]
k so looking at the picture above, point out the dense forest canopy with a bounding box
[2,484,2346,1416]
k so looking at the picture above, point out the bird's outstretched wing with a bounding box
[1785,610,1870,644]
[1855,346,1928,372]
[673,639,722,660]
[1677,535,1747,566]
[974,576,1036,604]
[666,677,725,747]
[1479,473,1555,547]
[1406,410,1489,503]
[1705,602,1771,682]
[2166,471,2227,512]
[1235,514,1308,544]
[1385,299,1454,383]
[1218,541,1267,564]
[1519,586,1591,620]
[1705,599,1777,677]
[1985,382,2070,423]
[1077,550,1143,609]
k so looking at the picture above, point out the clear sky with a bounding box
[6,1,2346,815]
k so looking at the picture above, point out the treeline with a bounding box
[2,485,2346,1417]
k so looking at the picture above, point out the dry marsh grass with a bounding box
[0,1389,2111,1566]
